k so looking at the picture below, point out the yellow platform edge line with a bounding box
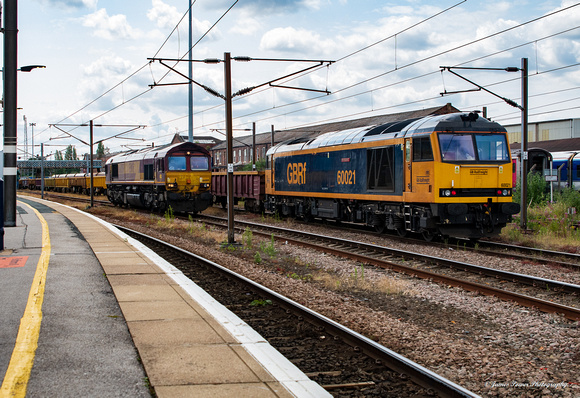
[0,203,51,398]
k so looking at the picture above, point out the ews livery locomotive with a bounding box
[106,142,212,213]
[265,112,520,240]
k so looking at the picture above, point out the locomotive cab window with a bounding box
[190,156,209,170]
[168,156,187,171]
[439,133,509,163]
[412,136,433,161]
[439,134,475,161]
[474,134,509,162]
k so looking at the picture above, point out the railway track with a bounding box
[117,225,479,398]
[380,231,580,271]
[19,192,580,319]
[288,215,580,271]
[20,190,580,269]
[195,214,580,321]
[476,240,580,271]
[18,191,112,207]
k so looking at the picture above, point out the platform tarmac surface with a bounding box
[1,196,329,398]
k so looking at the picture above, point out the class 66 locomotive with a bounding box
[264,112,520,240]
[106,142,212,214]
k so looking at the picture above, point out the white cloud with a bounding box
[80,55,135,108]
[300,0,326,10]
[229,9,262,36]
[260,26,335,55]
[82,9,140,40]
[147,0,222,42]
[147,0,182,30]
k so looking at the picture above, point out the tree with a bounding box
[64,145,79,173]
[96,142,106,159]
[54,150,64,174]
[64,145,75,160]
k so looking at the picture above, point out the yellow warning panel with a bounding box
[0,256,29,268]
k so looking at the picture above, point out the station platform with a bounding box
[1,196,329,398]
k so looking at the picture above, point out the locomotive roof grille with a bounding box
[363,118,422,137]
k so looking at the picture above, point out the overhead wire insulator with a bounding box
[233,86,256,97]
[202,85,225,99]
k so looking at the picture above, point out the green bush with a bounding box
[238,159,266,171]
[259,234,277,258]
[164,206,175,222]
[513,172,548,207]
[554,187,580,210]
[242,227,253,249]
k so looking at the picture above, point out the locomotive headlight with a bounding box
[444,189,451,197]
[503,189,509,196]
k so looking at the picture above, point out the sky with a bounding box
[6,0,580,158]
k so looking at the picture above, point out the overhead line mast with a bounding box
[188,1,193,143]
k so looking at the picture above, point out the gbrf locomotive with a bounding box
[106,141,212,213]
[264,112,520,240]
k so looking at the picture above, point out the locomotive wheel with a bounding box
[396,227,407,237]
[421,229,437,242]
[373,214,386,234]
[374,223,386,234]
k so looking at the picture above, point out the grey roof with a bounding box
[175,134,223,145]
[212,103,461,151]
[510,137,580,153]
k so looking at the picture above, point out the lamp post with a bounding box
[3,0,18,228]
[30,122,36,157]
[520,58,529,231]
[1,14,46,229]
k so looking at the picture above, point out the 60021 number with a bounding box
[337,170,356,185]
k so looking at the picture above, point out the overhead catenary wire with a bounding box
[39,1,580,150]
[219,29,580,132]
[42,0,464,146]
[38,0,236,146]
[184,3,580,135]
